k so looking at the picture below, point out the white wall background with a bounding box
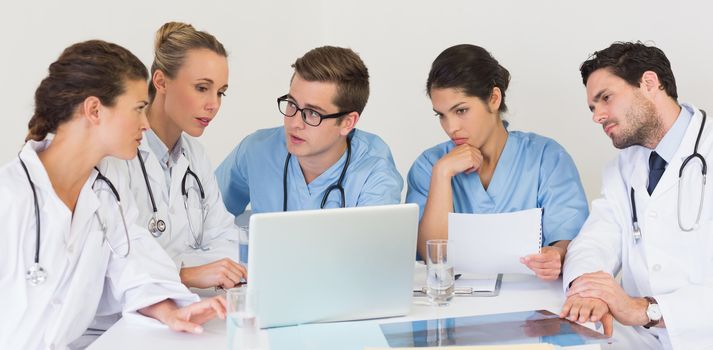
[1,0,712,203]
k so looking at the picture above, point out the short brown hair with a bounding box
[26,40,148,142]
[149,21,227,102]
[292,46,370,115]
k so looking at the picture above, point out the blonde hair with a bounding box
[149,21,227,101]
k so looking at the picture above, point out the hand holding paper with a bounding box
[520,245,564,280]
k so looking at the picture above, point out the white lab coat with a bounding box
[0,140,198,350]
[564,104,713,350]
[108,132,239,269]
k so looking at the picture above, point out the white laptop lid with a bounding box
[246,203,418,328]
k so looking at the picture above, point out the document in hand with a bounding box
[448,208,542,275]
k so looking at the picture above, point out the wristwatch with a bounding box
[643,296,662,329]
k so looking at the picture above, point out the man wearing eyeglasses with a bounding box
[215,46,403,216]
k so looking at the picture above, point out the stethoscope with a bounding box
[136,149,209,251]
[20,157,131,286]
[630,109,707,242]
[283,137,351,211]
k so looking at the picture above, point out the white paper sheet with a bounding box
[448,208,542,275]
[454,275,499,292]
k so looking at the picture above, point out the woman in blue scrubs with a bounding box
[406,44,589,280]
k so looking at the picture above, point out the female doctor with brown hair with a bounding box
[0,40,225,350]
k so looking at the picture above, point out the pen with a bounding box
[214,281,247,292]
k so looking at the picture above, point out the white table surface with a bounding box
[88,266,604,350]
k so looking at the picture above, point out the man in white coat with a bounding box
[560,42,713,350]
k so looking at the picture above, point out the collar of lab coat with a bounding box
[649,103,704,199]
[609,103,704,212]
[138,135,167,189]
[19,139,103,243]
[19,139,56,200]
[137,133,190,204]
[144,129,184,171]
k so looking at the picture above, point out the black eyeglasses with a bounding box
[277,94,351,127]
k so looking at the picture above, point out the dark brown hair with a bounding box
[427,44,511,113]
[580,41,677,100]
[26,40,148,142]
[292,46,370,115]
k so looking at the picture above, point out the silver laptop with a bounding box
[246,203,418,328]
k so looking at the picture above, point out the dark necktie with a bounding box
[647,151,667,195]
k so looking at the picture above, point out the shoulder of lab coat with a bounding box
[0,157,35,279]
[650,105,713,349]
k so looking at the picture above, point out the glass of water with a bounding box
[426,239,454,306]
[226,286,260,350]
[238,225,249,265]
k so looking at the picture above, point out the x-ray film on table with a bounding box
[379,310,610,347]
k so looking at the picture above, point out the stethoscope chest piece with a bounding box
[633,225,642,243]
[26,262,47,286]
[148,216,166,237]
[137,149,208,250]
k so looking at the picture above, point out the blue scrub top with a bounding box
[216,127,403,215]
[406,130,588,246]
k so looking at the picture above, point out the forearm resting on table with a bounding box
[138,298,177,324]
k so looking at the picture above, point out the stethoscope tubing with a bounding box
[137,149,159,215]
[630,109,707,239]
[20,156,130,285]
[283,137,351,211]
[137,148,208,248]
[19,157,41,265]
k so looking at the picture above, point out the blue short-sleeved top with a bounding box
[406,130,588,246]
[216,127,403,215]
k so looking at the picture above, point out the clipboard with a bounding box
[413,274,502,297]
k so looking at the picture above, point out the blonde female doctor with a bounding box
[0,40,225,350]
[107,22,246,290]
